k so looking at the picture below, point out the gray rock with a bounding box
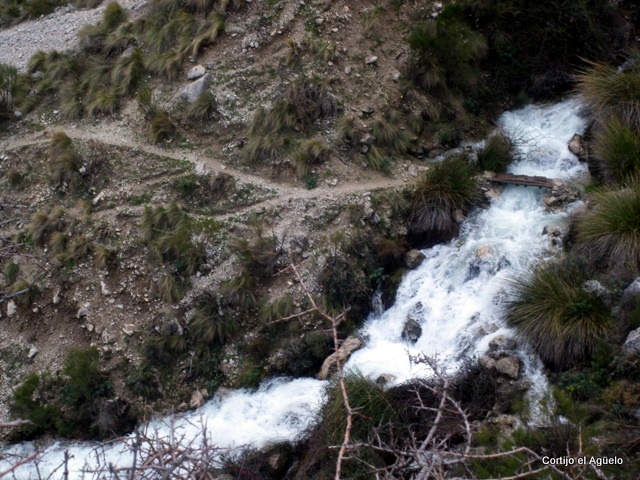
[365,55,378,65]
[344,65,352,75]
[376,374,396,386]
[187,65,206,80]
[478,355,496,370]
[489,335,517,352]
[404,249,425,269]
[623,327,640,355]
[190,389,205,408]
[28,346,38,360]
[77,302,90,319]
[568,133,585,158]
[543,181,580,211]
[319,336,363,380]
[401,318,422,343]
[496,356,520,379]
[621,278,640,306]
[179,73,211,103]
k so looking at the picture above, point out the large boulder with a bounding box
[568,133,586,159]
[543,180,580,212]
[178,73,211,103]
[621,278,640,306]
[489,335,517,352]
[318,336,363,380]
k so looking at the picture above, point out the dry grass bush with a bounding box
[592,117,640,185]
[336,115,362,147]
[477,132,514,173]
[28,206,66,246]
[186,91,218,122]
[48,131,82,191]
[294,137,329,178]
[372,117,412,154]
[189,292,239,345]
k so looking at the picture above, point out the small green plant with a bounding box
[505,261,611,368]
[304,175,317,189]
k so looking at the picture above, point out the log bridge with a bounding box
[490,173,555,188]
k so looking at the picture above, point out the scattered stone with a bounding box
[360,133,375,144]
[100,281,111,295]
[92,191,105,206]
[453,209,465,223]
[364,55,378,65]
[543,181,580,211]
[489,335,517,352]
[6,300,16,317]
[190,389,205,408]
[122,324,136,336]
[475,245,494,260]
[187,65,206,80]
[408,165,418,176]
[344,65,352,75]
[77,302,90,319]
[392,70,401,82]
[623,327,640,355]
[401,318,422,343]
[404,249,426,269]
[376,374,396,386]
[28,346,38,360]
[314,17,324,25]
[319,336,363,380]
[178,73,211,103]
[86,323,94,333]
[53,291,61,305]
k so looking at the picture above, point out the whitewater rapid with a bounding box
[1,98,588,477]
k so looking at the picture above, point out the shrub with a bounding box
[592,118,640,184]
[366,145,390,173]
[576,184,640,272]
[409,156,480,247]
[477,133,513,173]
[220,273,257,310]
[336,115,361,147]
[189,293,239,345]
[372,117,412,154]
[110,49,145,96]
[228,225,281,278]
[94,245,115,269]
[505,262,611,368]
[408,13,487,94]
[9,373,60,439]
[48,131,82,191]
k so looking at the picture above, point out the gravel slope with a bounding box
[0,0,144,70]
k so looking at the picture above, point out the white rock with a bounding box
[77,302,90,319]
[100,281,111,295]
[92,191,105,206]
[7,300,17,317]
[365,56,378,65]
[28,346,38,359]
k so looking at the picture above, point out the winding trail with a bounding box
[1,126,409,218]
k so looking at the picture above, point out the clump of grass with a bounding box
[228,225,281,278]
[48,131,82,192]
[409,156,481,247]
[2,261,20,285]
[94,245,115,269]
[103,1,127,30]
[189,292,239,345]
[110,49,145,96]
[506,262,611,368]
[575,183,640,272]
[477,132,513,173]
[372,117,412,154]
[0,63,18,122]
[592,118,640,184]
[576,59,640,127]
[366,145,390,173]
[294,137,329,177]
[28,207,66,246]
[220,272,257,310]
[157,272,182,304]
[336,115,361,147]
[141,203,204,277]
[186,91,218,122]
[138,89,177,143]
[322,370,398,443]
[259,295,294,323]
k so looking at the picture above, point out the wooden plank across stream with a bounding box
[490,173,555,188]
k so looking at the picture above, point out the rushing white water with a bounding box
[1,98,588,478]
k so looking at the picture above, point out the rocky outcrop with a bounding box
[543,180,580,212]
[479,335,521,380]
[318,336,363,380]
[568,133,586,160]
